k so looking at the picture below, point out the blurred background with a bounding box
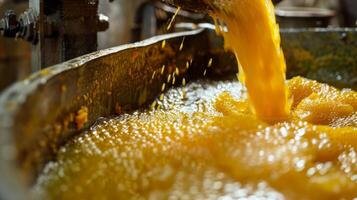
[0,0,356,92]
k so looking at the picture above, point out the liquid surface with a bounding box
[211,0,290,121]
[34,77,357,200]
[33,1,357,199]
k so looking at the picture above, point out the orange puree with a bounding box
[211,0,290,121]
[32,1,357,199]
[33,78,357,200]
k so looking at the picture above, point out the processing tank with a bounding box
[0,25,357,199]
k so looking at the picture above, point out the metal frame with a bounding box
[29,0,108,70]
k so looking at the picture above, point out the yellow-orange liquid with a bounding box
[33,78,357,200]
[32,1,357,199]
[211,0,290,121]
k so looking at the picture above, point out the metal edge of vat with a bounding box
[0,27,235,200]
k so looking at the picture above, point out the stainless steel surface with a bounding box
[276,6,335,28]
[98,0,146,49]
[275,6,335,17]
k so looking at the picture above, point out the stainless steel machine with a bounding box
[0,0,356,92]
[0,0,354,69]
[0,0,356,199]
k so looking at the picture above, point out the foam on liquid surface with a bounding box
[33,77,357,200]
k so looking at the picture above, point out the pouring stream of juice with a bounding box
[210,0,291,122]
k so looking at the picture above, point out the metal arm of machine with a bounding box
[162,0,283,13]
[0,0,110,71]
[0,9,38,44]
